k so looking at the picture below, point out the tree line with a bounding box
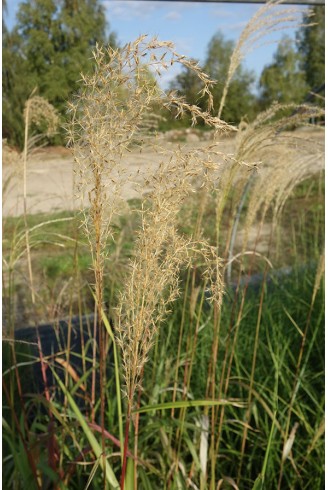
[2,0,324,148]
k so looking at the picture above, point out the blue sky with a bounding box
[4,0,308,89]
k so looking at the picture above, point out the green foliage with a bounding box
[257,8,324,111]
[259,36,308,107]
[2,28,32,147]
[204,32,256,122]
[170,31,257,124]
[297,6,325,91]
[2,0,116,147]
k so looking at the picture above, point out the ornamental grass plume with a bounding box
[116,152,225,404]
[217,101,324,283]
[115,131,227,489]
[67,35,236,396]
[24,95,59,138]
[67,36,235,323]
[67,36,234,487]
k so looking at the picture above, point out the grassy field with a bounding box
[2,16,325,490]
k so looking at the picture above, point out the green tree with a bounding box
[259,36,308,107]
[297,6,325,91]
[3,0,116,146]
[205,32,256,122]
[3,21,32,146]
[171,32,256,125]
[171,62,204,106]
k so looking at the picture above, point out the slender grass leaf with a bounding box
[139,467,153,490]
[251,474,263,490]
[83,456,101,490]
[124,458,134,490]
[134,399,245,414]
[51,368,120,489]
[93,291,124,464]
[101,307,124,451]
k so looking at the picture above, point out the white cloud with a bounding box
[165,11,181,21]
[104,0,159,21]
[104,0,201,24]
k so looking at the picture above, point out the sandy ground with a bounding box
[2,138,235,217]
[2,127,324,218]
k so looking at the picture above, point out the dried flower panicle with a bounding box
[68,31,324,408]
[67,36,232,404]
[116,151,225,399]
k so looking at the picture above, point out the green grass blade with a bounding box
[51,369,120,489]
[90,289,124,464]
[251,474,264,490]
[84,456,101,490]
[262,410,277,477]
[124,458,134,490]
[139,467,153,490]
[100,305,124,464]
[134,399,245,414]
[251,410,277,490]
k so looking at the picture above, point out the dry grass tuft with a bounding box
[116,152,224,401]
[67,35,235,353]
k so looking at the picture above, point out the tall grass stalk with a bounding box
[22,91,59,306]
[68,37,232,487]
